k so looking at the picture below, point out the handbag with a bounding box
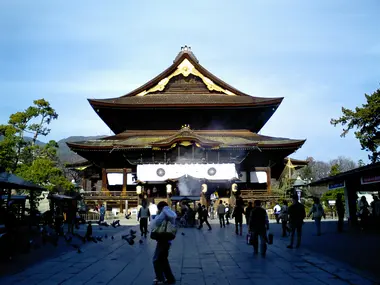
[267,232,274,245]
[246,233,253,245]
[150,220,177,241]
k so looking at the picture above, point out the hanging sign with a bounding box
[361,175,380,185]
[328,181,345,190]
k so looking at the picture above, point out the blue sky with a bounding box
[0,1,379,164]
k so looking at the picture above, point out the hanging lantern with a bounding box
[231,183,238,193]
[166,184,172,194]
[136,185,142,195]
[201,183,207,193]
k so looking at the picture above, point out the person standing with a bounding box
[198,205,212,231]
[217,200,226,228]
[245,201,253,226]
[273,203,281,224]
[308,197,325,236]
[138,200,150,238]
[149,201,158,220]
[287,195,306,249]
[225,203,231,225]
[336,193,345,232]
[249,200,269,256]
[232,198,244,236]
[99,204,106,224]
[150,201,177,284]
[280,200,289,237]
[358,196,370,230]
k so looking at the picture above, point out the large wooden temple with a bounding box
[67,46,306,213]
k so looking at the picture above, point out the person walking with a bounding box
[217,200,226,228]
[273,203,281,224]
[138,200,150,238]
[280,200,289,237]
[225,203,231,225]
[149,201,158,220]
[336,193,345,232]
[196,203,203,227]
[308,197,325,236]
[198,205,212,231]
[245,201,253,226]
[358,196,370,230]
[99,204,106,224]
[232,198,244,236]
[287,195,306,249]
[151,201,177,284]
[249,200,269,256]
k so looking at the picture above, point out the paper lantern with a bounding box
[136,185,142,195]
[231,183,238,192]
[166,184,172,194]
[201,184,207,193]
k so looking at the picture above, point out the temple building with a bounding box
[67,46,306,213]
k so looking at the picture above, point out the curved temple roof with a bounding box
[88,46,283,133]
[67,127,305,152]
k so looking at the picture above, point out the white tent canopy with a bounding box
[137,163,238,182]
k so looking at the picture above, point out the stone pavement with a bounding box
[0,221,379,285]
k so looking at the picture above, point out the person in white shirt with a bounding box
[151,201,177,284]
[149,201,158,220]
[273,203,281,224]
[217,200,226,228]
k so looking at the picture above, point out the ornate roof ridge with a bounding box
[88,47,283,103]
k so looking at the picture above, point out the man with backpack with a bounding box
[287,195,306,249]
[308,197,325,236]
[249,200,269,256]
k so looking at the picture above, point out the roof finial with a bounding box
[175,45,198,63]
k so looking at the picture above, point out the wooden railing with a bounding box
[82,191,138,199]
[240,190,268,197]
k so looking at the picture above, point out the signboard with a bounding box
[328,181,345,190]
[361,175,380,185]
[250,171,267,184]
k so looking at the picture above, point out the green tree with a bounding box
[358,159,366,167]
[0,99,73,202]
[331,88,380,163]
[329,164,340,176]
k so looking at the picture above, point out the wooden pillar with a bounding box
[266,167,271,194]
[101,168,110,196]
[120,168,127,213]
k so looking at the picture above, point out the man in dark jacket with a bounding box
[198,205,212,231]
[287,194,306,249]
[245,202,253,226]
[249,200,269,256]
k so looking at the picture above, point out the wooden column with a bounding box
[101,168,109,196]
[266,167,271,194]
[120,168,127,213]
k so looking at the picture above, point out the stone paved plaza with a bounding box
[0,221,379,285]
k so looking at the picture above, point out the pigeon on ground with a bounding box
[77,248,82,254]
[111,236,114,240]
[105,234,108,239]
[64,235,72,243]
[99,228,102,230]
[181,232,185,236]
[96,237,103,242]
[139,239,143,244]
